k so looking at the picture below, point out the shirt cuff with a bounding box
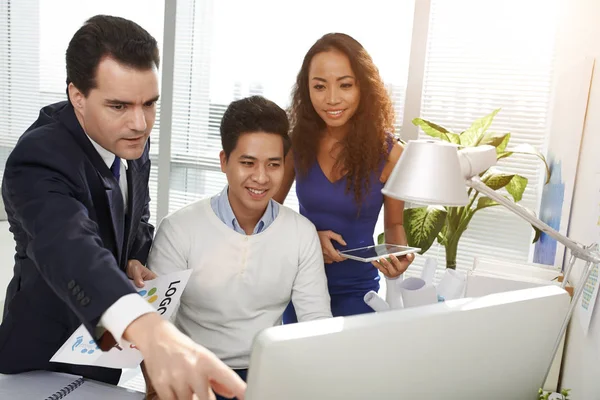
[99,293,156,345]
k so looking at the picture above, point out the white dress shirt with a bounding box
[86,136,129,211]
[210,185,278,234]
[86,135,155,345]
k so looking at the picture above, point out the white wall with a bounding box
[553,0,600,398]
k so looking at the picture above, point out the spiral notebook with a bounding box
[0,371,144,399]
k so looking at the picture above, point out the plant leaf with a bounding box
[459,108,500,147]
[532,226,542,243]
[437,223,448,245]
[475,196,499,211]
[496,133,510,153]
[511,143,551,184]
[446,133,461,144]
[497,151,513,160]
[506,174,528,202]
[404,206,447,254]
[412,118,449,136]
[481,132,510,154]
[377,232,385,245]
[412,118,460,144]
[482,168,515,190]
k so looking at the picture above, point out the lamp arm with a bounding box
[466,177,600,264]
[467,176,600,389]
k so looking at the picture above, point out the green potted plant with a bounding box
[383,109,550,269]
[538,388,571,399]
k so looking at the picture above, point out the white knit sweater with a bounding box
[147,198,332,368]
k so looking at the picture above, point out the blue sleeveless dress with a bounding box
[283,139,393,321]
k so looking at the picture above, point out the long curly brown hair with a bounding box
[290,33,395,205]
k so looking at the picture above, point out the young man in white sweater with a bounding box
[146,95,332,399]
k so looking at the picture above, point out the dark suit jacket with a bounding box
[0,101,154,384]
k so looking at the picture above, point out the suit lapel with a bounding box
[124,158,150,260]
[59,103,112,178]
[100,175,125,265]
[58,103,127,265]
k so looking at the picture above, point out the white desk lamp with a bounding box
[382,139,600,387]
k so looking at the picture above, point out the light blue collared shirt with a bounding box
[210,185,279,235]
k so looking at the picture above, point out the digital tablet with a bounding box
[339,244,421,263]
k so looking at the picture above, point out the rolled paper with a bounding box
[385,275,405,309]
[399,277,438,308]
[437,269,467,300]
[421,257,437,285]
[364,290,391,312]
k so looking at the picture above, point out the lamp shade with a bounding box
[382,140,469,206]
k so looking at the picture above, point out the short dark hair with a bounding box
[66,15,160,97]
[220,96,291,160]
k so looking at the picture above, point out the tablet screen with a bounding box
[340,244,420,261]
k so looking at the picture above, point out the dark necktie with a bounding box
[98,156,124,349]
[110,156,121,181]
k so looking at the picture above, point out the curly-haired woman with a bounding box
[274,33,415,320]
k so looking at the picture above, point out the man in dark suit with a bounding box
[0,15,246,400]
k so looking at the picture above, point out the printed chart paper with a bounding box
[51,270,192,368]
[578,174,600,334]
[579,263,599,335]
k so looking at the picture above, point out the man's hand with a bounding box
[125,313,246,400]
[127,259,157,288]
